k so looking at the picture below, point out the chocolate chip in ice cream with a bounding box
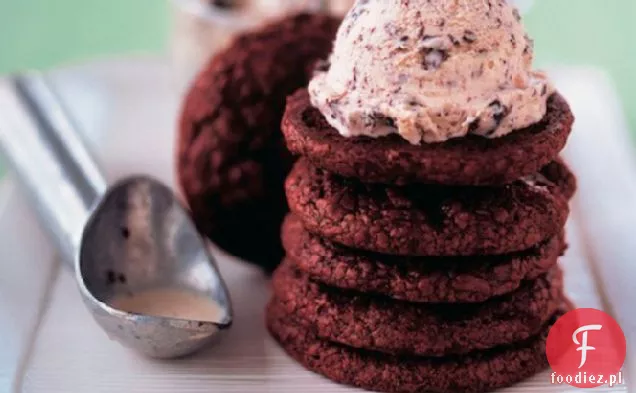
[492,100,511,123]
[474,99,511,136]
[448,34,462,47]
[463,30,478,43]
[421,48,449,70]
[397,35,410,49]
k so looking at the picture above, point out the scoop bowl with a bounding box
[77,176,232,358]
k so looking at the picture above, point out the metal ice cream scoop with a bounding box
[0,73,232,359]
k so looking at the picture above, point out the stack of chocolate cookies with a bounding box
[266,89,576,393]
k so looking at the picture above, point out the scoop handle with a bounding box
[0,73,107,270]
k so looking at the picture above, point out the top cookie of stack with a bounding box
[283,2,573,186]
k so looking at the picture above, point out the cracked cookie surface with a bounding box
[267,299,570,393]
[177,13,340,270]
[286,158,572,256]
[282,214,565,303]
[271,260,563,356]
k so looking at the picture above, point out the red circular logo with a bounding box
[546,308,626,388]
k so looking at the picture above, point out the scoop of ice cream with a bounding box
[308,0,554,144]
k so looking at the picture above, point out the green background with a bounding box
[1,0,635,177]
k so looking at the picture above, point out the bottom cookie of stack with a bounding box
[267,299,569,393]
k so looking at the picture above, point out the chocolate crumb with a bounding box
[490,99,511,126]
[524,34,535,53]
[421,48,448,70]
[397,35,410,49]
[467,117,481,133]
[463,30,477,43]
[363,112,396,128]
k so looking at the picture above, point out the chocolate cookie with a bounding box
[286,158,571,256]
[177,14,340,270]
[282,89,574,186]
[282,214,565,303]
[271,261,563,356]
[267,301,569,393]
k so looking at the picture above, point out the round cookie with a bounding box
[282,89,574,186]
[177,13,340,271]
[282,214,565,303]
[267,301,570,393]
[271,261,563,356]
[286,158,571,256]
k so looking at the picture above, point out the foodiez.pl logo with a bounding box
[573,324,602,369]
[546,308,626,388]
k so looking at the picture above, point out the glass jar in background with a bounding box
[170,0,355,94]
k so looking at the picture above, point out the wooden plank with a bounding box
[0,177,58,392]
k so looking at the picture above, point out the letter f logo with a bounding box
[573,324,603,368]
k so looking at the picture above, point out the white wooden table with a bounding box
[0,58,633,393]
